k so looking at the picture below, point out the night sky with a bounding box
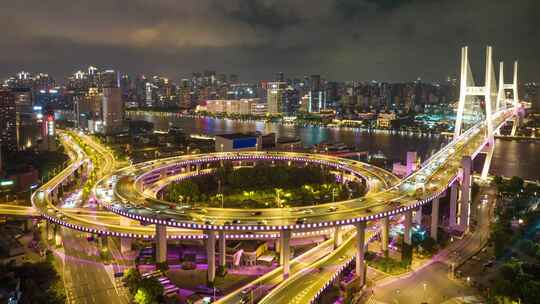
[1,0,539,82]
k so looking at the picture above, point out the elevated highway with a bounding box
[99,109,512,232]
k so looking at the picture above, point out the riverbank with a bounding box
[126,109,447,137]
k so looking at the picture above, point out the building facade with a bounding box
[0,90,17,152]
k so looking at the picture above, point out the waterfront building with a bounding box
[215,133,260,152]
[377,112,397,128]
[204,99,260,115]
[267,82,287,114]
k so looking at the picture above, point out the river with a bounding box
[127,112,540,180]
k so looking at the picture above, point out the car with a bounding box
[195,285,221,295]
[204,219,214,225]
[257,220,267,225]
[240,286,255,296]
[302,209,314,214]
[232,219,241,224]
[483,260,494,268]
[327,206,338,212]
[296,218,307,224]
[252,211,262,216]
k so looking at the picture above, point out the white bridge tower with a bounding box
[454,46,518,181]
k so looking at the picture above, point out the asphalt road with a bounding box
[371,185,495,303]
[60,228,129,304]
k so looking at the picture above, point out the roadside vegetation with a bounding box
[485,176,540,303]
[123,268,164,304]
[0,250,66,304]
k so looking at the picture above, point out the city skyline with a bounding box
[0,2,539,303]
[1,0,540,82]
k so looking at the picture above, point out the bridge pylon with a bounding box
[505,61,520,136]
[454,46,498,140]
[454,46,500,181]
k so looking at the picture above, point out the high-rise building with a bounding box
[310,75,321,92]
[229,74,239,84]
[76,87,101,130]
[100,70,118,89]
[0,90,18,152]
[41,108,57,151]
[204,99,259,115]
[267,82,287,115]
[102,87,123,134]
[308,75,326,112]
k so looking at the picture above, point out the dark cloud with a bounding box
[0,0,539,82]
[220,0,301,30]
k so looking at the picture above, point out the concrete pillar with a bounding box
[449,182,458,229]
[460,156,472,232]
[355,222,366,288]
[404,210,412,245]
[119,217,132,253]
[333,226,343,249]
[120,238,132,254]
[206,230,216,286]
[46,222,53,242]
[54,225,62,247]
[406,151,418,175]
[97,234,103,248]
[218,231,226,275]
[414,205,423,226]
[155,224,167,264]
[25,219,33,232]
[381,217,389,255]
[196,163,201,174]
[280,230,291,278]
[275,238,280,253]
[431,197,440,240]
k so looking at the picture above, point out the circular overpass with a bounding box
[96,151,406,232]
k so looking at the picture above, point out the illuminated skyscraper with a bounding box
[267,82,287,114]
[102,87,123,134]
[0,89,18,152]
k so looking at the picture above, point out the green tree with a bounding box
[123,268,142,294]
[492,175,503,186]
[169,180,200,204]
[507,176,524,193]
[133,277,164,304]
[491,226,512,259]
[420,236,438,255]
